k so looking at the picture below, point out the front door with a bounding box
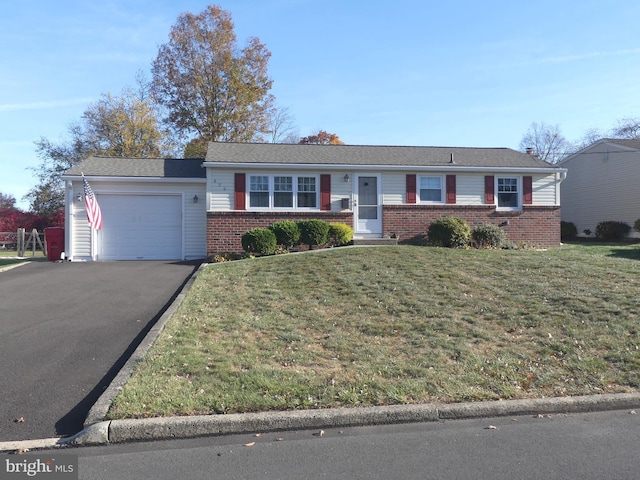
[355,175,382,236]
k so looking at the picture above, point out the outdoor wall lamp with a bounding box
[193,195,199,203]
[344,174,350,183]
[76,193,83,202]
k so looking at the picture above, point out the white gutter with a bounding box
[202,162,567,175]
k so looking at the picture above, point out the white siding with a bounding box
[561,145,640,235]
[382,173,405,204]
[456,174,485,205]
[330,173,352,211]
[207,167,354,212]
[533,173,560,206]
[208,170,234,211]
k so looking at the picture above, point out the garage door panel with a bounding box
[98,195,183,260]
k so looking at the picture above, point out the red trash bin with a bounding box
[44,227,65,261]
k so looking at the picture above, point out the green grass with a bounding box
[0,250,45,267]
[108,243,640,419]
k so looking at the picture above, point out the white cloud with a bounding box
[0,98,95,113]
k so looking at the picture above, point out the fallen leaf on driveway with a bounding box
[15,417,25,423]
[485,425,497,430]
[630,410,637,415]
[243,442,256,447]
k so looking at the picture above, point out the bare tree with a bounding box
[519,122,573,164]
[612,117,640,139]
[266,106,299,143]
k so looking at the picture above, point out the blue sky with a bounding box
[2,0,640,209]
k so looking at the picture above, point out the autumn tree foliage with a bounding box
[299,130,345,145]
[152,5,274,144]
[0,192,63,235]
[26,79,168,216]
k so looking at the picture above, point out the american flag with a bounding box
[83,175,103,231]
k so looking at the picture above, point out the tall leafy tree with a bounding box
[518,122,572,164]
[152,5,274,143]
[26,80,169,215]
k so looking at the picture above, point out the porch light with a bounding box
[193,195,199,203]
[76,193,83,202]
[344,174,350,183]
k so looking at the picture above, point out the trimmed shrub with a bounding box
[427,217,471,248]
[329,222,354,246]
[471,223,506,249]
[298,219,330,247]
[269,220,301,247]
[241,228,277,255]
[560,221,578,241]
[595,221,631,241]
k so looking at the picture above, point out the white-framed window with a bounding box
[248,174,318,209]
[249,175,269,208]
[419,176,444,203]
[497,177,520,210]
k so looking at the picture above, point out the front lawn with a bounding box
[108,243,640,419]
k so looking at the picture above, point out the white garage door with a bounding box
[97,194,183,260]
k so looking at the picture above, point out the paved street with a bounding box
[0,260,199,441]
[58,409,640,479]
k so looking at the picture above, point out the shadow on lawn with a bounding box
[608,247,640,261]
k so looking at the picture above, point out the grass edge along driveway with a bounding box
[108,243,640,419]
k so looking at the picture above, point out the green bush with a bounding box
[427,217,471,248]
[298,219,330,247]
[241,228,277,255]
[329,222,354,246]
[595,221,631,241]
[560,221,578,241]
[471,223,506,249]
[634,219,640,233]
[269,220,300,247]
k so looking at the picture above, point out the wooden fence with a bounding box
[0,229,46,256]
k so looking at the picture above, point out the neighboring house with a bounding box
[63,143,566,261]
[560,138,640,237]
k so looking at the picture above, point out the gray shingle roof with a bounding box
[204,142,554,169]
[65,156,206,178]
[604,138,640,150]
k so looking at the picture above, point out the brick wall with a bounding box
[384,205,561,247]
[207,206,561,254]
[207,211,353,254]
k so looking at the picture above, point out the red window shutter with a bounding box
[320,174,331,211]
[484,176,495,204]
[234,173,246,210]
[523,176,533,205]
[446,175,456,204]
[406,175,416,204]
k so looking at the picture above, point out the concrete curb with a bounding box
[0,261,28,273]
[63,392,640,447]
[83,262,208,427]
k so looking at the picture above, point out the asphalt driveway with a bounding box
[0,260,200,442]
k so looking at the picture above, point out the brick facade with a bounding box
[207,211,353,254]
[384,205,561,247]
[207,206,561,254]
